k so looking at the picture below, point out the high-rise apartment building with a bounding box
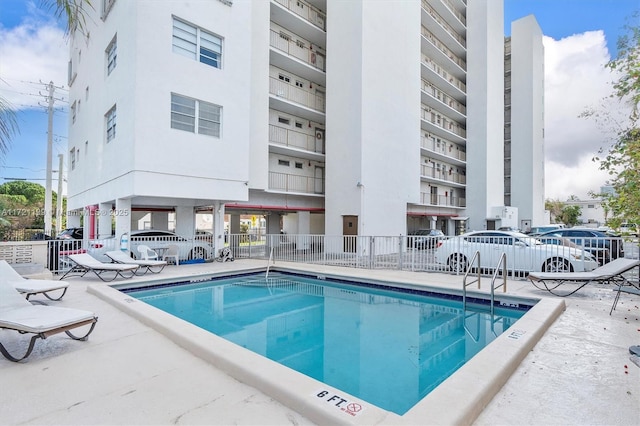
[65,0,543,253]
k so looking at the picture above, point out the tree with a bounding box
[559,205,582,227]
[0,98,19,159]
[592,14,640,225]
[544,199,565,223]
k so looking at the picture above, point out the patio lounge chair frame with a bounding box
[0,280,98,362]
[60,253,139,282]
[0,260,69,301]
[104,250,167,275]
[528,257,640,297]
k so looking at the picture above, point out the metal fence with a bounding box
[227,234,640,280]
[2,232,638,281]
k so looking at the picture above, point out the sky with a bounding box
[0,0,639,201]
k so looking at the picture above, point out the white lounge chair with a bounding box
[0,260,69,302]
[0,279,97,362]
[528,257,640,297]
[105,250,167,274]
[61,253,139,282]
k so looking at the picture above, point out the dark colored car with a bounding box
[537,228,624,265]
[56,227,84,251]
[57,228,83,240]
[408,229,445,249]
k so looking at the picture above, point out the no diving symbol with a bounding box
[346,403,362,413]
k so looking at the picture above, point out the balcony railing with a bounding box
[269,171,324,194]
[421,55,466,93]
[421,0,466,47]
[270,29,326,72]
[421,164,466,185]
[421,79,466,116]
[421,106,466,139]
[273,0,326,31]
[420,192,466,207]
[270,77,326,112]
[421,26,466,70]
[421,135,466,162]
[269,124,324,153]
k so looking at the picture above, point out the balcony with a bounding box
[429,0,466,33]
[269,124,325,161]
[269,29,326,87]
[270,76,326,123]
[421,26,466,79]
[421,135,466,165]
[271,0,326,47]
[420,106,466,144]
[420,192,466,208]
[420,164,466,188]
[269,171,324,195]
[421,55,465,102]
[421,0,465,56]
[421,79,466,123]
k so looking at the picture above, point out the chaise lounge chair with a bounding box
[528,257,640,297]
[0,260,69,302]
[104,250,167,274]
[0,279,97,362]
[60,253,139,282]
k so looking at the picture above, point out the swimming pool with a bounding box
[89,265,564,424]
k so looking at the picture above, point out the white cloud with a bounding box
[0,17,68,110]
[542,31,624,200]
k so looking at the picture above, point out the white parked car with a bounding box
[128,230,213,261]
[435,231,598,273]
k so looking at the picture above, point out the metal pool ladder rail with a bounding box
[489,252,508,315]
[462,251,481,310]
[265,246,275,279]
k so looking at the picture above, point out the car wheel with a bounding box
[190,247,207,260]
[448,254,468,273]
[543,258,573,273]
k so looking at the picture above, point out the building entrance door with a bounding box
[342,215,358,253]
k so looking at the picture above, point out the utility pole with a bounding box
[57,154,64,234]
[40,81,65,236]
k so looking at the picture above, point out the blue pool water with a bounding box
[124,271,529,415]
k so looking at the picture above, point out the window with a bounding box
[295,162,303,169]
[278,160,290,166]
[278,74,290,83]
[295,122,302,129]
[71,101,77,124]
[106,35,117,74]
[172,18,222,69]
[295,80,304,88]
[106,105,116,142]
[171,93,221,138]
[278,117,290,125]
[70,148,76,170]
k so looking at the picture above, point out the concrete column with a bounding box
[66,209,82,228]
[229,214,241,234]
[296,211,311,250]
[115,198,132,254]
[174,206,195,237]
[98,202,112,239]
[151,211,169,231]
[213,203,225,256]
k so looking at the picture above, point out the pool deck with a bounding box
[1,259,639,425]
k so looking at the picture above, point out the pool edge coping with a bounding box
[87,266,565,425]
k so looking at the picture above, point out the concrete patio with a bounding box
[1,259,638,425]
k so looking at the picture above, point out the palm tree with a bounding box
[0,1,92,160]
[0,97,19,159]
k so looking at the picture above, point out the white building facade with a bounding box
[66,0,544,253]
